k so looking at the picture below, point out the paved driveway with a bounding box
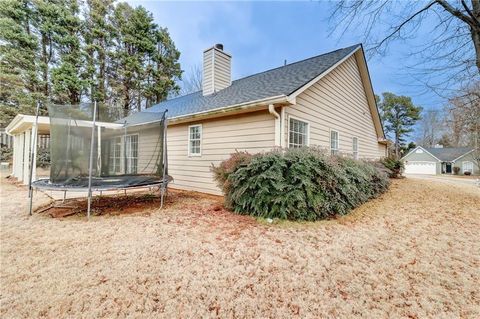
[405,174,480,190]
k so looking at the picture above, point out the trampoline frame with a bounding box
[27,101,170,219]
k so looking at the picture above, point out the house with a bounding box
[402,146,479,175]
[6,43,388,195]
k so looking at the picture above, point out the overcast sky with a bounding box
[127,1,446,111]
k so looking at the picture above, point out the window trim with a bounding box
[124,133,139,174]
[287,115,310,148]
[109,136,122,174]
[462,161,473,173]
[330,129,339,155]
[352,136,359,160]
[188,124,202,157]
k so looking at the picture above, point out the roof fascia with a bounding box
[286,45,385,140]
[287,45,360,100]
[451,148,476,162]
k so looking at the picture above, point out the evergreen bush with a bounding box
[212,147,390,221]
[380,156,404,178]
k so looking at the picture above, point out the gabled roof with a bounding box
[424,147,475,162]
[148,45,360,118]
[402,146,475,162]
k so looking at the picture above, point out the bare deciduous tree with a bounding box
[180,65,203,95]
[330,0,480,94]
[417,108,445,147]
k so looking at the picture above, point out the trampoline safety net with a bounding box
[39,103,169,190]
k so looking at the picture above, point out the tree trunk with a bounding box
[99,37,106,102]
[41,33,49,97]
[395,132,400,159]
[472,27,480,73]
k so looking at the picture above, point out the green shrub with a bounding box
[211,151,253,206]
[0,146,13,162]
[380,156,404,178]
[213,147,390,221]
[36,148,50,168]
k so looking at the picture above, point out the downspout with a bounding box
[280,106,286,148]
[268,104,280,147]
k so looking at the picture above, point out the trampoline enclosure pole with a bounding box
[87,101,97,219]
[28,101,41,216]
[160,112,168,209]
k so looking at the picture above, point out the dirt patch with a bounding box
[34,188,224,218]
[1,177,479,318]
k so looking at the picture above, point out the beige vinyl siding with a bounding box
[283,55,381,159]
[214,51,231,90]
[377,143,387,158]
[167,111,275,194]
[203,47,231,95]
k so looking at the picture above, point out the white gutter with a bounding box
[167,94,289,123]
[280,106,286,148]
[268,104,281,146]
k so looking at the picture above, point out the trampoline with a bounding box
[32,175,173,191]
[28,102,171,218]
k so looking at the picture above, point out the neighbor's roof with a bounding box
[148,44,360,118]
[423,147,475,161]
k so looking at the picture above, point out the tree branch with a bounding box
[372,1,437,51]
[436,0,475,27]
[461,0,480,27]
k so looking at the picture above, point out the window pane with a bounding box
[289,119,308,148]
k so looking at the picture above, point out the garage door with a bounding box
[404,161,437,175]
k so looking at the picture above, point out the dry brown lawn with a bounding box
[1,177,479,318]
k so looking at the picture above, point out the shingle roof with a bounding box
[117,110,166,126]
[147,44,360,118]
[424,147,474,161]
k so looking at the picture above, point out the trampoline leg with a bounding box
[160,186,166,209]
[28,188,33,216]
[62,190,66,203]
[100,190,102,196]
[87,191,92,220]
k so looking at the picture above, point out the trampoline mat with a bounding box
[32,175,172,191]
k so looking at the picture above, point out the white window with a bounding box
[109,137,122,174]
[188,124,202,156]
[463,161,473,174]
[330,130,339,155]
[125,134,138,174]
[288,118,309,148]
[352,137,358,159]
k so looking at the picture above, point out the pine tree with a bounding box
[378,92,422,158]
[0,0,182,124]
[51,0,85,104]
[84,0,114,103]
[0,0,40,126]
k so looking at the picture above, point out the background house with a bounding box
[6,44,388,194]
[402,146,479,175]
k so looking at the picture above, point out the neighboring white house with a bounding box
[402,146,479,175]
[6,43,389,195]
